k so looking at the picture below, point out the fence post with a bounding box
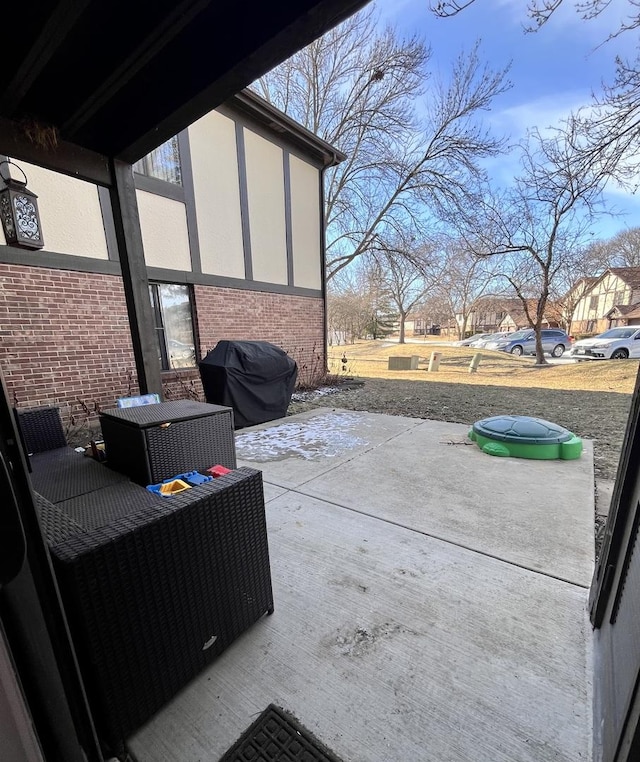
[469,353,482,373]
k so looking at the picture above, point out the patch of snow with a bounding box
[290,385,345,403]
[236,411,369,462]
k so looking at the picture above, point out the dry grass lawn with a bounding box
[328,340,639,394]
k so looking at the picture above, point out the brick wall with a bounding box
[162,368,204,403]
[0,263,137,427]
[194,285,326,387]
[0,265,327,430]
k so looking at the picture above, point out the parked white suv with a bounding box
[570,327,640,360]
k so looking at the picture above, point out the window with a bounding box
[149,283,196,370]
[589,295,599,312]
[133,136,182,185]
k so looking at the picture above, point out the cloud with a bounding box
[490,91,592,139]
[491,0,530,26]
[496,0,638,58]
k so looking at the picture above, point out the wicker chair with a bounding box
[16,406,274,753]
[14,406,130,502]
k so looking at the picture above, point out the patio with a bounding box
[127,408,594,762]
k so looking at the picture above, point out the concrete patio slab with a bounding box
[129,490,591,762]
[595,478,615,517]
[297,417,595,586]
[127,410,594,762]
[235,408,422,488]
[262,482,288,502]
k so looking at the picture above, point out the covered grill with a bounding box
[199,340,297,428]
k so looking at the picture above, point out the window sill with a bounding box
[161,367,199,381]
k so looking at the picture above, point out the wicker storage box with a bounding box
[36,467,273,752]
[100,399,236,486]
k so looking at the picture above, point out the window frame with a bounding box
[148,281,198,372]
[133,135,183,186]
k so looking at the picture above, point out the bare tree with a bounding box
[369,238,435,343]
[327,260,399,344]
[586,227,640,269]
[431,0,640,35]
[327,266,377,345]
[432,0,640,190]
[454,121,613,363]
[431,237,499,340]
[413,292,455,336]
[254,6,510,280]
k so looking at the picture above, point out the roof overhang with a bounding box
[1,0,369,165]
[227,90,347,167]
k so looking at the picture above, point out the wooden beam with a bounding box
[108,159,163,398]
[0,0,91,116]
[62,0,210,138]
[0,117,110,186]
[113,0,370,162]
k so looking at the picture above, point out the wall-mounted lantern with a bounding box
[0,160,44,249]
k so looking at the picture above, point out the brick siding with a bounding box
[193,285,326,388]
[1,264,326,429]
[0,263,137,428]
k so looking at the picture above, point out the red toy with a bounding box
[207,465,232,478]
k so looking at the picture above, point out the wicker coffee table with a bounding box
[100,399,236,486]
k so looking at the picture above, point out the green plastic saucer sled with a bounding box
[468,415,583,460]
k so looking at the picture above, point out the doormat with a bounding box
[218,704,344,762]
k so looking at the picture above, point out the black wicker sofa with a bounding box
[15,406,274,753]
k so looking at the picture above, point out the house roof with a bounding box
[500,311,528,326]
[1,0,368,164]
[603,267,640,291]
[500,299,563,327]
[606,302,640,318]
[566,276,598,298]
[626,305,640,319]
[231,89,346,166]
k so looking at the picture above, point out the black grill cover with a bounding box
[199,341,298,428]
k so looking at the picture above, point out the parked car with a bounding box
[472,331,511,348]
[454,333,493,347]
[485,328,572,357]
[570,326,640,360]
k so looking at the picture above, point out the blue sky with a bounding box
[376,0,640,241]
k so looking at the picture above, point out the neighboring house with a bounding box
[607,303,640,327]
[406,314,442,336]
[498,300,563,332]
[571,267,640,335]
[0,89,340,418]
[560,276,599,334]
[457,297,511,334]
[455,296,561,336]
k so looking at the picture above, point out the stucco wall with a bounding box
[573,274,631,323]
[0,161,109,259]
[188,111,245,279]
[243,128,288,285]
[136,190,191,270]
[289,154,322,290]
